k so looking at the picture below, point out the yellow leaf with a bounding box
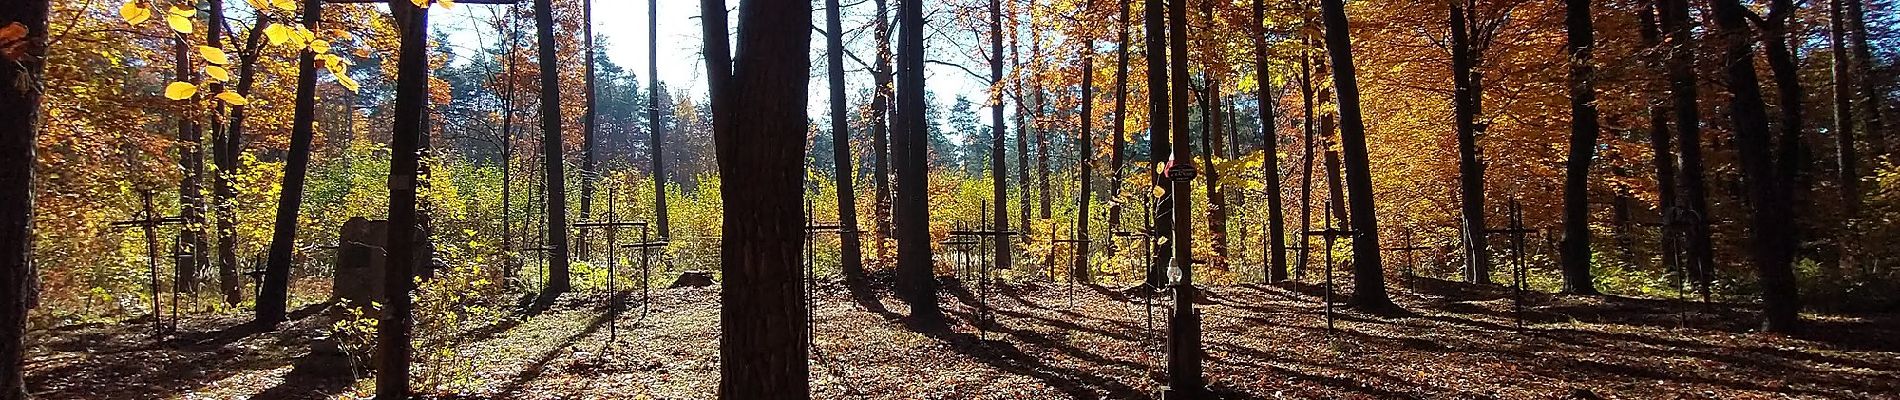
[335,72,360,92]
[204,65,230,81]
[271,0,295,11]
[410,0,428,8]
[244,0,267,11]
[310,39,329,54]
[216,91,249,106]
[198,46,228,64]
[163,82,197,100]
[119,2,152,26]
[437,0,455,9]
[168,5,194,17]
[264,23,289,45]
[1152,186,1167,198]
[166,14,192,34]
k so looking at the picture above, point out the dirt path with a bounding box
[24,276,1900,399]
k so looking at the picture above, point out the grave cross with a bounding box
[1302,227,1354,334]
[944,201,1018,340]
[1049,229,1091,309]
[1482,198,1536,331]
[110,189,186,339]
[571,188,646,345]
[802,198,848,347]
[1383,229,1432,294]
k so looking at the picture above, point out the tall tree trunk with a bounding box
[1,0,49,397]
[700,0,813,395]
[1075,44,1094,283]
[535,0,571,293]
[206,0,242,307]
[1759,0,1809,266]
[376,2,428,397]
[1660,0,1715,290]
[894,0,941,324]
[825,0,865,281]
[1829,0,1863,226]
[1107,0,1130,259]
[1163,0,1203,391]
[1257,0,1287,282]
[1845,0,1887,157]
[1711,0,1802,333]
[173,35,207,295]
[649,0,670,239]
[1558,0,1602,295]
[1204,79,1229,271]
[1033,2,1051,224]
[1638,3,1678,275]
[872,0,894,257]
[990,0,1013,278]
[1298,41,1315,282]
[1451,0,1491,285]
[578,0,597,255]
[1318,0,1395,310]
[258,0,324,327]
[1144,0,1172,288]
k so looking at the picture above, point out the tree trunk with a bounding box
[1107,0,1130,260]
[872,0,894,256]
[1033,3,1051,224]
[895,0,941,324]
[990,0,1013,277]
[700,0,813,396]
[1558,0,1601,295]
[825,0,865,281]
[1451,0,1491,285]
[206,0,243,307]
[1298,42,1315,282]
[376,2,428,397]
[1256,0,1287,282]
[1204,80,1229,271]
[258,0,324,327]
[578,0,597,256]
[1144,0,1172,288]
[1845,0,1887,157]
[1,0,49,397]
[1660,0,1715,290]
[1710,0,1801,333]
[649,0,670,239]
[1319,0,1395,310]
[1163,0,1204,391]
[1759,0,1809,266]
[1637,3,1677,274]
[173,35,207,295]
[1075,45,1094,284]
[1829,0,1862,224]
[536,0,571,293]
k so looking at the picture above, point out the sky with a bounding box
[428,1,995,124]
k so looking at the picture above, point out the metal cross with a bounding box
[110,189,186,339]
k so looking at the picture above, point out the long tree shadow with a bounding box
[493,305,614,397]
[247,347,356,400]
[846,271,902,321]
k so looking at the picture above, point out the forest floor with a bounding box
[22,273,1900,399]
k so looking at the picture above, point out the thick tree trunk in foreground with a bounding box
[1318,0,1395,310]
[1,0,50,397]
[1711,0,1801,333]
[825,0,865,281]
[258,0,325,327]
[376,2,428,398]
[1558,0,1602,295]
[700,0,813,396]
[536,0,571,293]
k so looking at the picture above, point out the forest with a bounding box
[0,0,1897,397]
